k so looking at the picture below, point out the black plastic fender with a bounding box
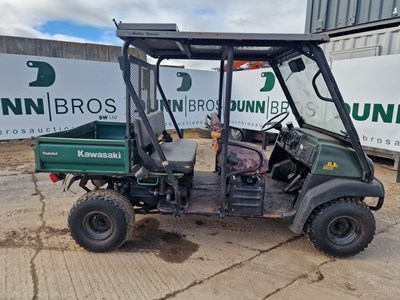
[288,178,385,234]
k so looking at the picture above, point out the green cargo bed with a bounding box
[34,121,131,175]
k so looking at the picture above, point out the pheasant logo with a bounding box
[176,72,192,91]
[27,61,56,87]
[260,71,275,92]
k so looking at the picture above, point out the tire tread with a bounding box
[68,189,134,252]
[305,197,375,258]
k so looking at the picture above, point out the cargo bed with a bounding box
[34,121,131,175]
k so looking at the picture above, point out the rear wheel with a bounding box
[305,198,375,258]
[229,128,244,141]
[68,189,134,252]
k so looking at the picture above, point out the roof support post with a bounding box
[156,57,183,138]
[121,39,133,139]
[219,45,234,214]
[214,59,225,173]
[217,59,224,119]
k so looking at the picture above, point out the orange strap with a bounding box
[211,130,221,153]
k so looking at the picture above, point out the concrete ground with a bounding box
[0,138,399,299]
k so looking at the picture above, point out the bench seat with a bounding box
[134,111,197,173]
[150,139,197,173]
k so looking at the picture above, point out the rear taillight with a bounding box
[49,173,61,183]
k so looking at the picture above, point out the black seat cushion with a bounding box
[150,139,197,173]
[134,111,197,173]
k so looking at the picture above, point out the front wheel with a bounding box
[68,189,135,252]
[305,198,375,258]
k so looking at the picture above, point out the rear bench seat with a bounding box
[134,111,197,173]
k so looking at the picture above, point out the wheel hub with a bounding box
[327,216,360,246]
[83,211,114,240]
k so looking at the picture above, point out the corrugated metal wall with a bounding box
[320,25,400,60]
[306,0,400,34]
[0,35,145,62]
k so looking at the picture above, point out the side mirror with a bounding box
[289,58,305,73]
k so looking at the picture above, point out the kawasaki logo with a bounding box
[77,150,121,159]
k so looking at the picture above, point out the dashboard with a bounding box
[277,124,318,168]
[271,123,364,179]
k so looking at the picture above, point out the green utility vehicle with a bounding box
[34,23,385,257]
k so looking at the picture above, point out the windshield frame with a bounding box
[271,44,372,181]
[271,45,355,144]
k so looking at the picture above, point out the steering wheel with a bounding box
[261,111,290,131]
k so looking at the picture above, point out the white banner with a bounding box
[0,54,125,138]
[331,55,400,151]
[159,67,290,130]
[230,69,289,130]
[158,67,219,129]
[0,53,399,152]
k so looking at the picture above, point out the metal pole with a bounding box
[219,46,234,214]
[262,132,268,150]
[214,59,225,173]
[121,39,133,139]
[156,58,183,139]
[217,60,224,119]
[397,155,400,183]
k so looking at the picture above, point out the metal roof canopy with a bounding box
[116,23,329,61]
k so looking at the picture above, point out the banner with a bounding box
[331,55,400,151]
[230,69,289,130]
[0,53,399,152]
[0,54,125,139]
[159,67,289,131]
[158,67,219,129]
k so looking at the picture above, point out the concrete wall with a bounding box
[0,35,146,62]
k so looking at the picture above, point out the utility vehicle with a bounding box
[34,23,385,257]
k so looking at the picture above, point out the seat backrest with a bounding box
[134,110,165,148]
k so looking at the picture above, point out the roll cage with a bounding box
[116,23,373,214]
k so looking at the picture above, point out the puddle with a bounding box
[195,219,206,226]
[120,218,199,263]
